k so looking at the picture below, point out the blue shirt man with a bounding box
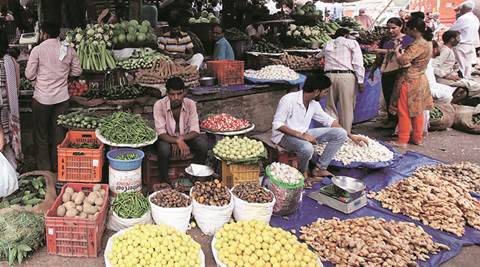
[212,24,235,60]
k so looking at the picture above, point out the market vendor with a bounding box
[272,74,368,179]
[432,30,461,86]
[158,18,205,70]
[211,24,235,60]
[25,22,82,172]
[154,77,208,185]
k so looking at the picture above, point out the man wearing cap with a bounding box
[354,8,373,29]
[450,1,480,78]
[322,28,365,134]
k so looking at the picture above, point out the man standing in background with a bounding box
[450,1,480,78]
[323,28,365,134]
[25,22,82,171]
[354,8,373,29]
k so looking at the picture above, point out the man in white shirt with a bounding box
[323,28,365,134]
[272,75,368,178]
[450,1,480,78]
[433,30,460,86]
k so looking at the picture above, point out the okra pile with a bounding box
[99,112,156,144]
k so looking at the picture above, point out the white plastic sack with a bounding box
[107,209,153,232]
[232,186,275,224]
[104,227,206,267]
[112,48,135,61]
[149,192,193,233]
[190,188,234,236]
[0,152,18,198]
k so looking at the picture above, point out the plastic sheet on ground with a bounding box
[311,141,403,169]
[245,74,307,89]
[270,151,480,267]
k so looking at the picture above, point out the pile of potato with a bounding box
[314,135,394,165]
[300,217,449,266]
[56,185,106,219]
[369,166,480,236]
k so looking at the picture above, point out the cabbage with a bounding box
[137,33,146,42]
[129,20,139,27]
[118,34,126,43]
[121,21,129,30]
[126,33,136,43]
[141,20,151,28]
[112,36,118,44]
[139,25,149,34]
[128,26,137,34]
[188,17,196,24]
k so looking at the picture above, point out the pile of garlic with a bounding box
[244,65,299,81]
[314,135,394,165]
[268,162,303,184]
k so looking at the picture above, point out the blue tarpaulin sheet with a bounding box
[315,69,382,124]
[245,74,307,89]
[270,151,480,267]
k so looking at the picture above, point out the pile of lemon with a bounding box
[213,136,265,161]
[214,221,319,267]
[107,224,202,267]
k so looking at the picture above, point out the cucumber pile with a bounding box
[57,111,104,130]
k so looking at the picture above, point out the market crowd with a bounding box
[0,0,479,184]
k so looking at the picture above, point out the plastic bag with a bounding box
[453,104,480,134]
[149,192,192,233]
[104,227,206,267]
[232,186,275,223]
[190,188,234,236]
[263,173,304,216]
[0,153,18,198]
[429,103,455,131]
[107,209,153,232]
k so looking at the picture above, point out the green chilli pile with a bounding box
[115,153,139,160]
[99,112,156,144]
[112,192,149,219]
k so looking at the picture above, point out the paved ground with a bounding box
[1,119,479,267]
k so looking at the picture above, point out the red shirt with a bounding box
[153,97,200,136]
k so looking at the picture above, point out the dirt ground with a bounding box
[1,120,479,267]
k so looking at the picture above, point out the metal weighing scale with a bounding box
[308,176,367,214]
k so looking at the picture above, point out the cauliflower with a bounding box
[286,30,292,36]
[303,28,312,37]
[86,29,95,36]
[293,30,301,37]
[289,24,297,31]
[75,33,83,42]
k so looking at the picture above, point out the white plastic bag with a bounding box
[190,188,234,236]
[104,227,206,267]
[232,187,276,224]
[107,209,153,232]
[149,192,193,233]
[112,48,135,61]
[0,152,18,197]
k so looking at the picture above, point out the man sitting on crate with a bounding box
[271,74,368,179]
[154,77,208,185]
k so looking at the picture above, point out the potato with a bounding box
[62,192,72,203]
[79,212,88,219]
[56,205,66,217]
[71,192,78,201]
[65,209,79,218]
[86,192,97,205]
[83,202,98,214]
[65,187,75,195]
[76,205,83,212]
[63,201,76,210]
[98,189,106,197]
[94,197,103,206]
[74,191,86,205]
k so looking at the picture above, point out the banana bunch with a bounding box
[286,24,332,47]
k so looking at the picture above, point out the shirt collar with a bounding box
[216,37,226,44]
[166,98,187,112]
[296,91,307,108]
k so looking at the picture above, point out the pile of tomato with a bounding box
[200,113,251,132]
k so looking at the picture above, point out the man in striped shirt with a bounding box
[158,18,204,69]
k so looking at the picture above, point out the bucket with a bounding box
[109,166,142,197]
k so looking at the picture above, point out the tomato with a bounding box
[200,113,250,132]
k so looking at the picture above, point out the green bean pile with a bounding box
[115,153,139,160]
[112,192,150,219]
[99,112,156,144]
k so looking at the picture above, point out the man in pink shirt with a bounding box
[154,77,207,184]
[25,22,82,171]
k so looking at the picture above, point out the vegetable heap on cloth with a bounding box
[213,136,266,164]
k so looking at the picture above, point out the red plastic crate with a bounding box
[45,183,109,257]
[58,131,104,183]
[207,60,245,86]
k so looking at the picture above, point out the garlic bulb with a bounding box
[268,162,303,184]
[244,65,299,81]
[314,135,394,165]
